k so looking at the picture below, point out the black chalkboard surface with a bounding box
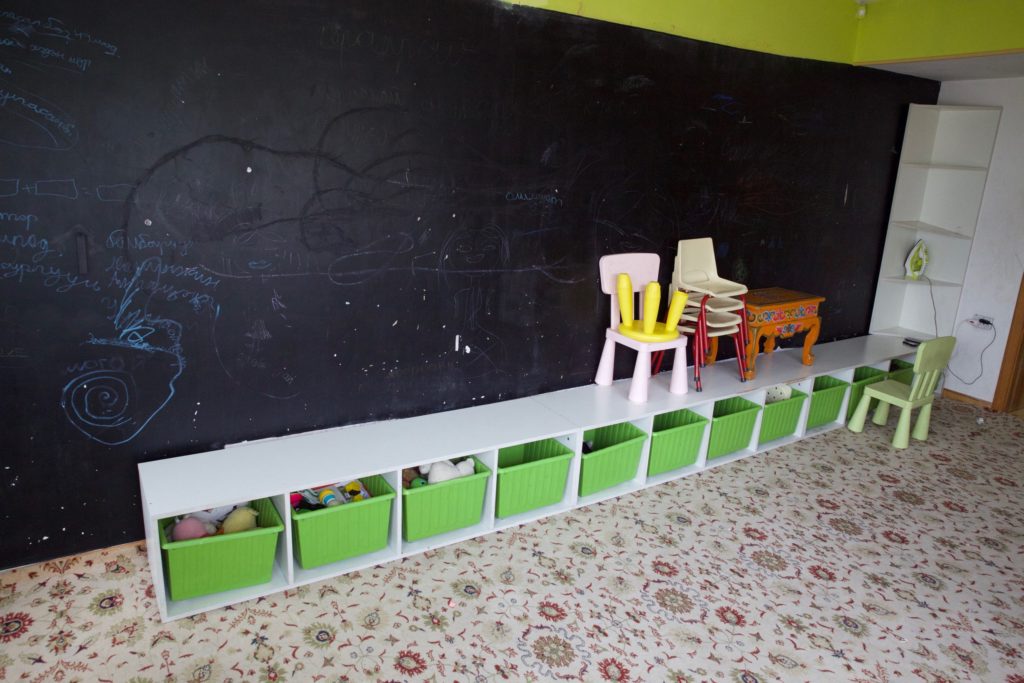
[0,0,937,566]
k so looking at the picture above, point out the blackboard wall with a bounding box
[0,0,937,567]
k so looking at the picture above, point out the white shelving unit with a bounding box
[870,104,1001,341]
[139,334,915,622]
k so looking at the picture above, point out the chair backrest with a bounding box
[909,336,956,401]
[599,253,660,327]
[674,237,719,287]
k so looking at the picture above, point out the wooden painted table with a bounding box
[743,288,825,380]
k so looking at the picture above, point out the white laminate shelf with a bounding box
[139,334,915,621]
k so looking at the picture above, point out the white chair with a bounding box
[595,253,689,403]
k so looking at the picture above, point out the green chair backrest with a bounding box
[909,336,956,402]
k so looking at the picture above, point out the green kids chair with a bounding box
[847,336,956,449]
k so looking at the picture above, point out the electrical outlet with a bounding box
[967,314,994,329]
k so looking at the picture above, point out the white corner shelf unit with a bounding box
[870,104,1001,341]
[139,335,914,622]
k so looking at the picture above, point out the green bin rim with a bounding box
[581,433,646,461]
[498,449,573,473]
[652,409,709,432]
[159,502,283,550]
[292,476,396,521]
[714,396,761,416]
[764,388,808,403]
[402,457,491,498]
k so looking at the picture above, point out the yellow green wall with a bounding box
[854,0,1024,64]
[502,0,1024,66]
[502,0,858,64]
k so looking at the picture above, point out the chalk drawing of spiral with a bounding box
[61,370,137,443]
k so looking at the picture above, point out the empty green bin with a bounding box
[846,367,887,419]
[159,497,284,601]
[402,457,490,541]
[708,397,761,459]
[648,409,708,476]
[758,389,807,445]
[579,422,646,497]
[496,438,573,517]
[291,475,396,569]
[806,375,850,429]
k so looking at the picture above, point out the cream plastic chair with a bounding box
[595,253,689,403]
[671,238,749,389]
[847,336,955,449]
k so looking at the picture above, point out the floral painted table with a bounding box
[743,287,824,380]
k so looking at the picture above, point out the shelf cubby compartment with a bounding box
[806,376,850,430]
[158,497,284,601]
[402,457,490,541]
[889,358,914,385]
[708,397,761,459]
[291,475,396,570]
[496,438,573,518]
[758,389,806,445]
[846,367,888,420]
[647,409,708,476]
[579,422,646,497]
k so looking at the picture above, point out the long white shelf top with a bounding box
[139,334,913,519]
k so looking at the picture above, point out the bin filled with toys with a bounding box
[290,476,397,569]
[401,456,491,541]
[158,498,284,601]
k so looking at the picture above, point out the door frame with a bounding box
[992,274,1024,412]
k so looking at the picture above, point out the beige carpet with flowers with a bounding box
[1,398,1022,682]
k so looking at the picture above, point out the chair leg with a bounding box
[628,350,651,403]
[692,333,703,392]
[595,338,616,386]
[847,394,871,433]
[893,407,912,449]
[872,401,890,426]
[731,333,746,381]
[912,401,933,441]
[669,342,688,395]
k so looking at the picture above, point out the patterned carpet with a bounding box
[2,398,1023,683]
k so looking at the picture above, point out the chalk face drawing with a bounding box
[61,257,185,445]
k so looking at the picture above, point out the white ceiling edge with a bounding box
[863,52,1024,82]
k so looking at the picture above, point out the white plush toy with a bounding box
[419,458,475,484]
[764,384,793,404]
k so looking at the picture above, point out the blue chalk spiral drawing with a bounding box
[61,257,185,445]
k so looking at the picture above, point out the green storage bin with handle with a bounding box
[758,389,807,445]
[889,358,914,385]
[579,422,646,496]
[648,409,708,476]
[403,457,490,541]
[806,375,850,429]
[159,496,283,601]
[846,366,888,419]
[496,438,573,517]
[291,475,396,569]
[708,397,761,459]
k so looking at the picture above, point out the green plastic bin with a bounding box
[291,475,396,569]
[579,422,646,497]
[758,389,807,445]
[846,366,887,419]
[402,457,490,541]
[648,409,708,476]
[889,358,914,385]
[159,497,283,601]
[496,438,573,517]
[708,397,761,459]
[806,375,850,429]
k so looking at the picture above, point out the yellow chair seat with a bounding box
[618,321,680,343]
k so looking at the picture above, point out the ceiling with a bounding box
[866,51,1024,82]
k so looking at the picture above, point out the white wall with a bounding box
[939,77,1024,403]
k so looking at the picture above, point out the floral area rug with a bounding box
[1,398,1022,682]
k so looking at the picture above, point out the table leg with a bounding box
[705,337,719,366]
[764,335,777,353]
[802,317,821,365]
[744,326,762,380]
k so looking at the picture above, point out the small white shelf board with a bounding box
[140,333,916,622]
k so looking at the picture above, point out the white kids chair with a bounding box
[595,253,689,403]
[671,237,749,390]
